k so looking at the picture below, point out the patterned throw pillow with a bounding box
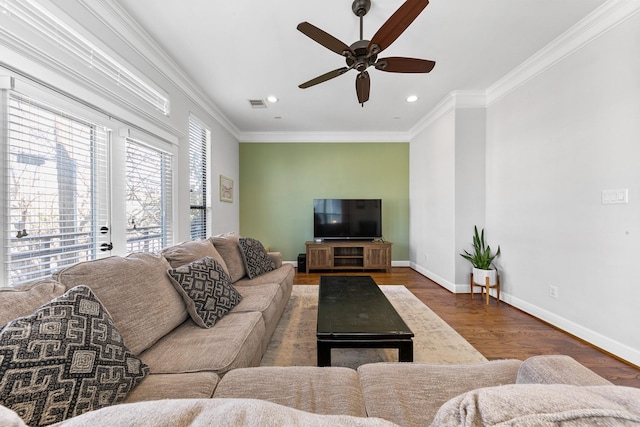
[238,237,276,279]
[0,286,149,427]
[167,256,243,328]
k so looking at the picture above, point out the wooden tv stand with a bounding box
[305,240,392,273]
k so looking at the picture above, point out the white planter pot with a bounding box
[472,267,497,286]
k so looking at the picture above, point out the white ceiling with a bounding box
[116,0,607,137]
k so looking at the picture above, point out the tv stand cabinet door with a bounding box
[306,244,332,273]
[364,243,392,273]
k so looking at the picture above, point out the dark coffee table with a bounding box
[316,276,414,367]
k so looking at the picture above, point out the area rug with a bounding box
[260,285,487,369]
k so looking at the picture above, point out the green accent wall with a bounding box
[239,143,409,262]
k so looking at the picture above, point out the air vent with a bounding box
[248,99,267,108]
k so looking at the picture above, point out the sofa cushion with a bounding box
[214,366,367,417]
[0,279,66,326]
[517,355,612,386]
[210,232,246,282]
[138,311,265,376]
[238,237,275,279]
[167,256,242,328]
[0,286,149,427]
[123,372,219,403]
[161,238,229,273]
[232,283,285,352]
[235,262,294,289]
[358,360,522,426]
[232,283,282,314]
[47,398,399,427]
[430,384,640,426]
[52,253,188,355]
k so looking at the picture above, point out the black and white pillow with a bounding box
[167,256,242,328]
[0,285,149,427]
[238,237,276,279]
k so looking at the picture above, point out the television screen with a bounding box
[313,199,382,240]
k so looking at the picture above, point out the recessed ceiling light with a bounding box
[267,95,279,103]
[406,95,418,103]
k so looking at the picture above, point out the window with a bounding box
[125,138,172,253]
[2,0,170,115]
[188,116,209,240]
[4,94,108,285]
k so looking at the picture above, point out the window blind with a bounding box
[125,138,172,254]
[2,0,170,115]
[4,94,108,285]
[188,117,208,240]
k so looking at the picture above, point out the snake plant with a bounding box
[460,226,501,270]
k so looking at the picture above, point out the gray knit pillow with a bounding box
[238,237,276,279]
[167,256,242,328]
[0,286,149,427]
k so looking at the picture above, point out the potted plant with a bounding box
[460,226,501,286]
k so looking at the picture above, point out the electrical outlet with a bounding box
[549,285,558,299]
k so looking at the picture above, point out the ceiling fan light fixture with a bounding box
[297,0,434,105]
[406,95,418,103]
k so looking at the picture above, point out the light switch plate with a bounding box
[602,189,628,205]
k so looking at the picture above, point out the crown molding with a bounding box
[408,90,487,139]
[486,0,640,106]
[10,0,634,144]
[238,131,410,143]
[79,0,240,139]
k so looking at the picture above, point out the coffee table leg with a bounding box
[317,341,331,367]
[398,341,413,362]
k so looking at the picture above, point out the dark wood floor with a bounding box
[295,267,640,388]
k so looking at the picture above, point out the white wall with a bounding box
[410,3,640,366]
[410,109,456,289]
[486,10,640,365]
[410,103,486,291]
[454,108,487,284]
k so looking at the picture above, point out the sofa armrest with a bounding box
[516,355,612,386]
[358,360,522,426]
[267,252,283,269]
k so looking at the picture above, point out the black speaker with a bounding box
[297,254,306,272]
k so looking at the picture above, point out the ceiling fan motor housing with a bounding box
[347,40,377,72]
[352,0,371,17]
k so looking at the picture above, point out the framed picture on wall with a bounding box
[220,175,233,203]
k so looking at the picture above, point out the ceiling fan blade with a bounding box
[299,67,350,89]
[356,71,370,105]
[375,57,436,73]
[368,0,430,54]
[297,22,354,56]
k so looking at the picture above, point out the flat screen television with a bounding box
[313,199,382,240]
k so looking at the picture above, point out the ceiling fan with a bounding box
[297,0,435,106]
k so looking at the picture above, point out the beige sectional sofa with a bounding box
[2,234,640,426]
[0,234,294,419]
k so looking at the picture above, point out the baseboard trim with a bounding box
[410,263,457,293]
[500,292,640,368]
